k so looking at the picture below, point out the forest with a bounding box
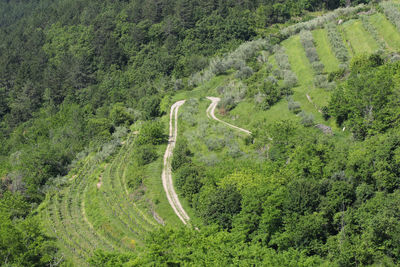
[1,0,400,266]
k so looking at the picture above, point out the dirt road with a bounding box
[161,100,190,225]
[206,97,252,135]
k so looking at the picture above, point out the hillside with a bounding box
[1,0,400,266]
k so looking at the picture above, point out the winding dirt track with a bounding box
[206,97,252,135]
[161,100,190,225]
[162,98,251,226]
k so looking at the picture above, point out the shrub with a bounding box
[299,30,327,75]
[218,81,247,111]
[328,67,347,81]
[134,144,158,166]
[255,78,284,110]
[137,121,166,145]
[321,106,331,120]
[226,143,243,158]
[188,39,269,86]
[95,140,120,163]
[173,79,185,91]
[390,54,400,63]
[210,58,229,75]
[272,69,282,79]
[312,62,325,74]
[225,57,246,70]
[257,51,269,63]
[313,74,329,88]
[283,70,298,89]
[171,138,192,171]
[299,111,315,127]
[176,164,203,204]
[126,167,146,190]
[281,5,367,38]
[274,46,291,71]
[287,96,301,114]
[326,22,349,64]
[205,136,225,151]
[112,126,128,142]
[110,103,136,126]
[235,66,254,79]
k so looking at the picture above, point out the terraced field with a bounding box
[217,6,400,133]
[41,135,161,265]
[41,4,400,265]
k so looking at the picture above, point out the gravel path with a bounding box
[161,100,190,225]
[206,97,252,135]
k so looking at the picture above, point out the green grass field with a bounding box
[341,20,379,55]
[313,29,340,72]
[369,13,400,51]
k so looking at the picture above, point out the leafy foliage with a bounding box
[329,54,400,139]
[326,22,350,64]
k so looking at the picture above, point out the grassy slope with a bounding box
[282,36,334,122]
[341,19,379,55]
[369,13,400,51]
[42,4,400,265]
[313,29,340,72]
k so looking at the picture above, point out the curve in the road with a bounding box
[206,97,252,135]
[161,100,191,225]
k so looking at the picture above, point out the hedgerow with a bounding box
[189,39,269,87]
[300,30,325,74]
[281,5,367,38]
[274,46,298,89]
[326,22,349,64]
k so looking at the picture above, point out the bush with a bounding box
[211,58,229,75]
[171,138,192,171]
[300,30,326,74]
[287,96,301,114]
[321,106,331,120]
[328,67,347,81]
[112,126,128,142]
[180,98,198,124]
[255,78,284,110]
[137,121,166,145]
[283,70,298,89]
[257,51,269,63]
[313,74,329,88]
[299,111,315,127]
[274,46,291,71]
[218,81,247,111]
[205,136,225,151]
[95,140,120,163]
[176,164,203,204]
[226,143,243,158]
[281,5,367,37]
[134,144,158,166]
[272,69,282,79]
[311,62,325,74]
[126,167,146,190]
[188,39,269,86]
[326,22,349,63]
[110,103,136,126]
[235,66,254,79]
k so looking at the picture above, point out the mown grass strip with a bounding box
[341,20,379,54]
[369,13,400,51]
